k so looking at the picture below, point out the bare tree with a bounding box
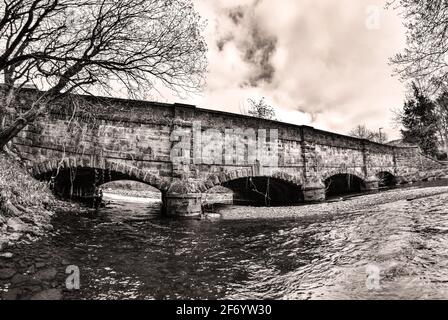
[388,0,448,96]
[349,125,374,140]
[0,0,208,148]
[348,125,388,143]
[374,131,388,144]
[242,97,276,120]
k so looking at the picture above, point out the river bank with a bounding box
[0,152,83,251]
[2,187,448,299]
[213,185,448,220]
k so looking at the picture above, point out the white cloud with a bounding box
[179,0,408,140]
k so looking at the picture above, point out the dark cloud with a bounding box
[217,2,278,87]
[228,6,245,25]
[241,24,277,87]
[216,34,234,51]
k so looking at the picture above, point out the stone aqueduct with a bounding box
[10,90,447,217]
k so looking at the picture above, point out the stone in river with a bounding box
[3,288,21,300]
[0,252,13,258]
[30,289,62,300]
[34,267,57,281]
[6,217,26,232]
[11,273,41,286]
[0,268,16,279]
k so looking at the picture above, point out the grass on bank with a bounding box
[0,151,58,248]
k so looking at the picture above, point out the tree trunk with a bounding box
[0,117,29,149]
[0,99,45,150]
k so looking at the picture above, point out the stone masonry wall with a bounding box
[8,89,438,192]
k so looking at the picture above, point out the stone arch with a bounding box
[320,168,366,183]
[200,168,303,192]
[31,156,170,193]
[322,170,367,197]
[200,169,304,206]
[375,170,397,187]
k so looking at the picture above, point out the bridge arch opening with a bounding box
[220,176,303,206]
[376,171,397,188]
[324,174,366,198]
[36,165,164,206]
[99,180,163,215]
[101,180,162,200]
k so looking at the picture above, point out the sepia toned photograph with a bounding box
[0,0,448,306]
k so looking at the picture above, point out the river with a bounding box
[1,189,448,300]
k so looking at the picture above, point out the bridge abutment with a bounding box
[303,181,326,202]
[165,180,203,218]
[165,193,203,218]
[364,176,380,192]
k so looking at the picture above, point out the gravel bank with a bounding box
[213,186,448,220]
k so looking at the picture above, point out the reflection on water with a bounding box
[41,190,448,300]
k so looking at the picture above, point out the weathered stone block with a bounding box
[165,194,202,217]
[303,182,326,202]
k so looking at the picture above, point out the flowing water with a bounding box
[3,191,448,300]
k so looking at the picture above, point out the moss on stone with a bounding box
[167,179,201,194]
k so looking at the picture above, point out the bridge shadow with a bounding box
[219,176,304,207]
[324,173,367,198]
[324,171,398,199]
[377,171,397,188]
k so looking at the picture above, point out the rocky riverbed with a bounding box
[214,186,448,220]
[0,242,69,300]
[2,185,448,300]
[2,150,448,300]
[0,204,97,300]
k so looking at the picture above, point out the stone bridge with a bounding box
[10,89,447,217]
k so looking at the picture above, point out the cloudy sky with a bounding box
[176,0,408,139]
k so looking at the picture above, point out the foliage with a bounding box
[0,152,56,245]
[389,0,448,158]
[0,154,52,211]
[246,97,277,120]
[389,0,448,96]
[348,125,388,143]
[0,0,208,148]
[400,84,440,157]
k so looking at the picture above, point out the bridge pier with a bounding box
[165,180,203,218]
[364,176,380,191]
[303,181,326,202]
